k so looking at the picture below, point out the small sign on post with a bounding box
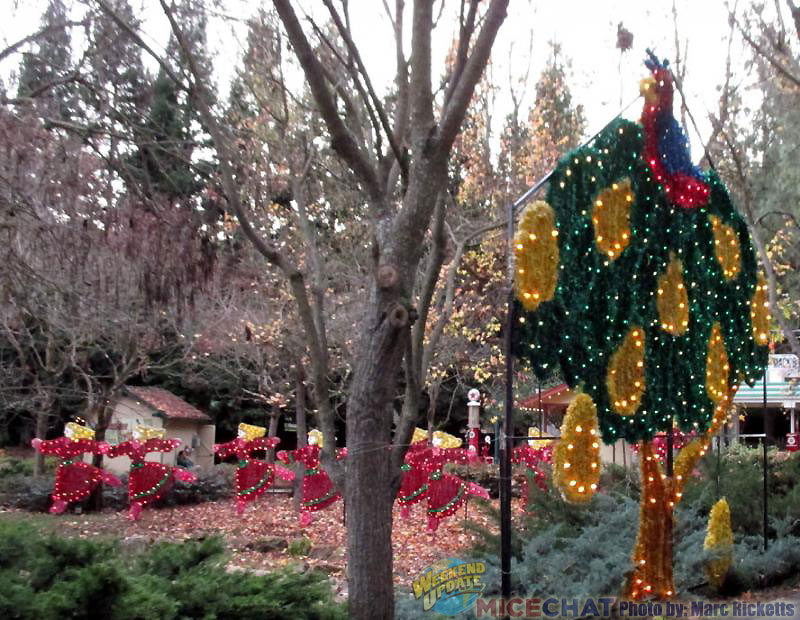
[467,388,481,455]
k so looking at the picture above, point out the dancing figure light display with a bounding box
[277,429,345,526]
[214,422,294,515]
[108,425,196,520]
[396,428,489,532]
[32,422,121,514]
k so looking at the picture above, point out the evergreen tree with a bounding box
[128,1,213,202]
[17,0,77,119]
[499,44,586,197]
[84,0,149,128]
[524,44,586,182]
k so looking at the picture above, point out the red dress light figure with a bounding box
[32,422,122,514]
[277,429,345,526]
[397,441,432,518]
[424,436,489,533]
[214,423,294,515]
[512,433,553,511]
[107,425,197,520]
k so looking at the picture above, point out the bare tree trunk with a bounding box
[33,406,49,476]
[345,317,407,620]
[427,379,440,442]
[293,361,308,512]
[88,396,113,512]
[267,412,280,463]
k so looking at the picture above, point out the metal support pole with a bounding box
[763,367,768,551]
[666,417,674,477]
[763,437,768,551]
[716,435,721,499]
[496,101,640,617]
[500,201,516,617]
[538,382,543,435]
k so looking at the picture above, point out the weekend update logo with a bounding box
[412,558,486,615]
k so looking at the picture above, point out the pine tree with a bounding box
[522,43,586,184]
[498,44,585,200]
[84,0,149,128]
[17,0,76,119]
[128,1,213,202]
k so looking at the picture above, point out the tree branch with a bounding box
[157,0,342,475]
[788,0,800,41]
[732,10,800,88]
[273,0,382,202]
[94,0,185,88]
[435,0,509,159]
[321,0,407,184]
[0,19,87,65]
[409,0,435,142]
[412,191,447,377]
[442,0,479,109]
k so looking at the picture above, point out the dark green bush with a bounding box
[0,473,57,511]
[0,456,33,478]
[0,517,346,620]
[165,465,234,506]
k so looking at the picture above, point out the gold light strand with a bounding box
[709,215,741,280]
[705,322,730,404]
[65,422,95,441]
[410,427,463,448]
[514,200,559,311]
[656,255,689,335]
[750,275,770,346]
[553,393,601,504]
[592,178,634,261]
[607,326,646,415]
[134,425,165,440]
[703,498,733,589]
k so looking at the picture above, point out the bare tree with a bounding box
[88,1,509,616]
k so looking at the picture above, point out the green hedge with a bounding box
[0,518,345,620]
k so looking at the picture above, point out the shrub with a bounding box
[287,535,313,558]
[165,464,234,506]
[0,517,346,620]
[404,455,800,618]
[0,473,57,512]
[0,456,33,478]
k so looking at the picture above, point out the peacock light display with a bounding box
[512,53,768,599]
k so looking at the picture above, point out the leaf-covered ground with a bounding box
[0,495,512,598]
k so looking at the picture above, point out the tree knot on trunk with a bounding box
[376,264,399,289]
[386,303,409,329]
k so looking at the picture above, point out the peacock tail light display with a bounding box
[512,53,769,599]
[513,52,768,445]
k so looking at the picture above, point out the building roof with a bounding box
[733,380,799,406]
[125,386,211,422]
[519,383,574,410]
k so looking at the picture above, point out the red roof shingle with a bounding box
[126,386,211,422]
